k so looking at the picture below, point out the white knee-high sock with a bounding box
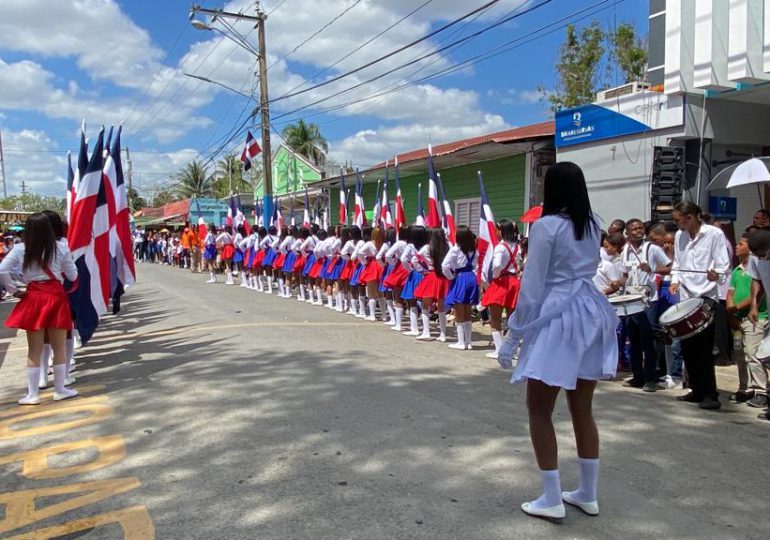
[377,297,388,320]
[368,298,377,319]
[39,344,52,388]
[530,469,563,509]
[394,306,404,330]
[65,338,75,372]
[464,322,473,347]
[438,312,447,338]
[386,299,395,321]
[409,307,419,332]
[53,364,77,397]
[420,313,431,336]
[336,292,344,310]
[358,297,366,315]
[317,289,324,304]
[26,367,40,399]
[567,458,599,503]
[492,330,503,353]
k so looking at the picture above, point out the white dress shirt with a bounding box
[400,244,417,270]
[357,241,377,264]
[671,224,731,300]
[488,241,521,282]
[620,241,671,302]
[441,245,475,280]
[0,242,78,293]
[385,240,407,265]
[412,245,433,272]
[340,240,356,260]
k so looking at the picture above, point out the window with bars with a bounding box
[455,198,481,234]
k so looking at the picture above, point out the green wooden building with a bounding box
[254,144,325,220]
[311,121,555,233]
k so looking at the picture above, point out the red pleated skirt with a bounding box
[273,253,286,269]
[481,274,520,310]
[252,249,266,268]
[293,254,307,273]
[222,244,235,260]
[339,259,356,281]
[359,259,383,283]
[414,272,449,300]
[383,261,409,289]
[6,281,73,331]
[309,257,326,278]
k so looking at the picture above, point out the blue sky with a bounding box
[0,0,646,197]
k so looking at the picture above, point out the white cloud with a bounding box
[499,88,542,105]
[0,128,67,196]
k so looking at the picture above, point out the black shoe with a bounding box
[730,391,754,403]
[698,397,722,410]
[642,382,658,393]
[623,380,644,388]
[757,411,770,421]
[747,395,769,408]
[676,392,702,403]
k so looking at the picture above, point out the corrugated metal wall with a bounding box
[331,154,527,227]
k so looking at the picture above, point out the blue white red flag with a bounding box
[394,156,406,236]
[303,188,311,227]
[194,198,207,239]
[381,162,393,229]
[67,129,110,345]
[425,145,441,228]
[338,169,347,225]
[353,169,367,228]
[372,180,381,228]
[240,131,261,171]
[436,172,456,244]
[477,170,498,284]
[415,182,425,227]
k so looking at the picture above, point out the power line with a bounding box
[268,0,502,105]
[267,0,363,71]
[271,0,551,121]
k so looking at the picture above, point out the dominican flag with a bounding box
[289,197,296,227]
[68,129,110,345]
[101,126,124,313]
[255,200,263,227]
[67,126,88,223]
[436,172,456,244]
[66,152,74,223]
[110,126,136,286]
[425,145,441,228]
[275,196,284,229]
[303,188,311,227]
[338,169,348,225]
[240,131,261,171]
[194,198,207,239]
[415,182,426,227]
[381,162,393,229]
[477,170,498,284]
[372,180,382,229]
[394,156,406,235]
[353,170,366,228]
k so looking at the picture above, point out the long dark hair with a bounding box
[542,162,595,240]
[350,226,362,242]
[42,210,65,240]
[455,225,476,256]
[410,225,428,249]
[428,228,449,276]
[498,218,517,243]
[23,213,57,271]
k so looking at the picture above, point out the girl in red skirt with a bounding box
[357,226,382,321]
[383,225,410,331]
[413,228,450,341]
[0,213,79,405]
[480,219,522,359]
[216,226,236,285]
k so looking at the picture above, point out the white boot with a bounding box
[392,306,404,331]
[240,274,249,287]
[225,271,234,285]
[348,297,358,315]
[449,322,466,350]
[19,367,41,405]
[357,297,367,318]
[384,299,396,325]
[327,291,335,309]
[39,344,52,388]
[487,330,503,359]
[314,289,324,306]
[336,292,345,312]
[437,312,447,342]
[53,364,78,401]
[366,299,377,321]
[417,312,433,340]
[404,307,420,336]
[207,272,216,283]
[464,322,474,350]
[277,278,284,296]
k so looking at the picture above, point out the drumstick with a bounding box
[676,268,724,275]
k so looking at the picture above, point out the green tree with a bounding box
[540,22,606,112]
[173,160,214,198]
[151,188,178,208]
[127,187,146,210]
[281,119,329,166]
[611,23,648,83]
[213,154,258,198]
[0,193,66,214]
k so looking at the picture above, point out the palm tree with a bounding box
[213,154,258,198]
[174,160,214,198]
[281,119,329,166]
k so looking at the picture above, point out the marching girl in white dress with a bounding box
[480,219,522,359]
[239,228,258,288]
[442,226,479,350]
[412,228,450,342]
[400,226,427,336]
[376,228,396,325]
[498,162,619,520]
[216,227,236,285]
[322,226,344,310]
[0,213,79,405]
[203,225,218,283]
[383,226,410,331]
[259,226,279,294]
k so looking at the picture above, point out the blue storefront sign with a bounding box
[191,198,229,228]
[556,104,651,147]
[709,196,737,221]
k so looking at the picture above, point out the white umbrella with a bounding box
[707,157,770,190]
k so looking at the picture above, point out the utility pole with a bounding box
[20,180,27,211]
[125,147,134,211]
[0,128,7,198]
[189,1,273,221]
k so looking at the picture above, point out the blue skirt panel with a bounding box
[302,253,316,276]
[262,248,277,266]
[379,263,394,293]
[401,270,424,301]
[203,245,217,260]
[445,271,479,307]
[282,251,297,273]
[350,263,364,286]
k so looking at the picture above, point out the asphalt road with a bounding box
[1,262,768,539]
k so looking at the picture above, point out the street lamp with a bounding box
[190,18,261,58]
[183,72,256,99]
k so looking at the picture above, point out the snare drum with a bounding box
[659,298,714,340]
[608,294,646,317]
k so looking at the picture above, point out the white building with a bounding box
[556,0,770,231]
